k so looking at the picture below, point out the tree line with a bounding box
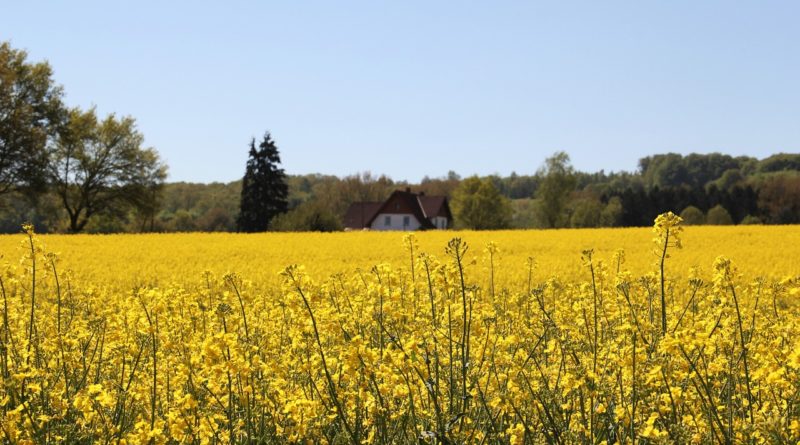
[13,148,787,233]
[224,149,800,232]
[442,152,800,230]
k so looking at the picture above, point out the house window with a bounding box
[403,216,410,227]
[384,216,391,226]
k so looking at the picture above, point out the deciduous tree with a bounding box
[50,108,167,232]
[569,197,603,228]
[535,151,576,228]
[680,205,705,225]
[270,200,342,232]
[706,204,734,225]
[757,175,800,224]
[0,42,65,197]
[451,176,512,229]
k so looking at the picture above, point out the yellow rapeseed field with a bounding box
[1,224,798,288]
[1,217,799,444]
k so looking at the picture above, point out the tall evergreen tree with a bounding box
[236,133,288,232]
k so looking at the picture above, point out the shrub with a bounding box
[271,200,342,232]
[569,197,603,228]
[706,204,734,225]
[740,214,762,225]
[680,205,705,225]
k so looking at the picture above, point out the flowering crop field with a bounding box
[1,224,798,288]
[1,217,800,444]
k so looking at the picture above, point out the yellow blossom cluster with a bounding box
[0,219,799,443]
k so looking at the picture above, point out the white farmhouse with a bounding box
[344,189,452,231]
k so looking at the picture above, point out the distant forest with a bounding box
[3,152,799,233]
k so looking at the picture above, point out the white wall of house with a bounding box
[370,213,421,231]
[430,216,449,229]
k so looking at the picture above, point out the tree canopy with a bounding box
[0,42,65,196]
[679,206,705,225]
[535,152,576,228]
[451,176,512,230]
[50,108,167,232]
[706,205,734,225]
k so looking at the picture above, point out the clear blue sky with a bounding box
[3,1,798,183]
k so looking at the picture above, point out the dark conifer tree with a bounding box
[236,133,288,232]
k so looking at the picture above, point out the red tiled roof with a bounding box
[419,195,451,219]
[343,202,382,229]
[367,190,436,229]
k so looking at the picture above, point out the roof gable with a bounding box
[344,189,452,230]
[367,190,436,229]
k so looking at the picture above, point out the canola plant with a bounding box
[1,216,799,444]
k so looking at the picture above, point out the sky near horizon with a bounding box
[2,1,798,183]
